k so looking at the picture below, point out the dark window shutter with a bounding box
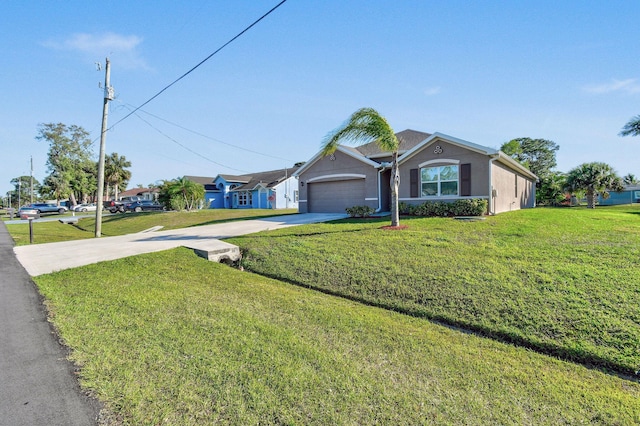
[460,163,471,196]
[410,169,419,197]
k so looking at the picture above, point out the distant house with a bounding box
[116,187,159,201]
[294,129,537,215]
[186,167,299,210]
[183,176,221,208]
[597,185,640,205]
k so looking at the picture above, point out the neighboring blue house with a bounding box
[598,185,640,205]
[186,167,300,210]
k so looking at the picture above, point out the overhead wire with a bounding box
[121,104,251,174]
[131,105,293,162]
[108,0,288,132]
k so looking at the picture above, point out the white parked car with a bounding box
[73,203,98,212]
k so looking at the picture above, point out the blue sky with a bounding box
[2,1,639,197]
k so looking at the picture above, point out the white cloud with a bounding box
[582,78,640,95]
[43,32,149,70]
[423,86,441,96]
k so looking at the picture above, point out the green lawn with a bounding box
[7,209,296,245]
[229,205,640,375]
[35,248,640,425]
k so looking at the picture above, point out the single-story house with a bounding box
[597,185,640,205]
[116,187,159,201]
[294,129,537,215]
[187,167,300,209]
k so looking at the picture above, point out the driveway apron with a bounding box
[0,221,100,426]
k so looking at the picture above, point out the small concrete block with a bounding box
[185,240,241,263]
[58,217,79,224]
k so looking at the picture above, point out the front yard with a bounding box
[229,205,640,375]
[16,205,640,423]
[36,248,640,425]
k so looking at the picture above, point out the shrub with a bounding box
[345,205,375,218]
[403,199,487,217]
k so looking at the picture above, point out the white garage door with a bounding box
[308,179,365,213]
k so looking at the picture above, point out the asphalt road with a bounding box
[0,221,100,425]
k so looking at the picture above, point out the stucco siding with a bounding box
[298,150,379,213]
[490,161,535,213]
[398,140,490,201]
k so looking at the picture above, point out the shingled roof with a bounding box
[229,166,300,191]
[355,129,431,158]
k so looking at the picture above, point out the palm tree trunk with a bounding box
[390,152,400,226]
[586,189,596,209]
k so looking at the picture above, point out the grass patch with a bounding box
[35,248,640,425]
[7,209,296,245]
[229,205,640,375]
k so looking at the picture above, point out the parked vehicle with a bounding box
[28,203,67,214]
[127,200,165,212]
[74,203,98,212]
[18,206,40,220]
[103,196,143,213]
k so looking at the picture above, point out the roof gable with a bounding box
[399,132,498,164]
[294,145,381,176]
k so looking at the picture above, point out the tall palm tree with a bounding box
[564,162,623,209]
[105,153,132,200]
[321,108,401,226]
[619,115,640,137]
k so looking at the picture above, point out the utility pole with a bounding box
[95,58,114,237]
[30,156,33,204]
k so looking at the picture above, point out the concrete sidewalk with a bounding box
[0,221,101,426]
[13,213,346,276]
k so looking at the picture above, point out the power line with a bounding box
[108,0,288,132]
[130,105,292,162]
[123,105,250,174]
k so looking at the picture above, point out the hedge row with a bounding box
[399,199,488,217]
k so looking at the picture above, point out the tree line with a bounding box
[4,122,205,211]
[5,123,132,208]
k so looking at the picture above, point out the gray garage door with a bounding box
[308,179,365,213]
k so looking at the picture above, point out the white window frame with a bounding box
[237,191,252,206]
[420,165,459,197]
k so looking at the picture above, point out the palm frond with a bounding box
[320,108,398,155]
[619,115,640,137]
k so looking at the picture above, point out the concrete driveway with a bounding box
[13,213,347,277]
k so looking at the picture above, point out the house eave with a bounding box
[294,145,381,177]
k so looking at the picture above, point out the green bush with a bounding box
[403,199,487,217]
[345,205,375,218]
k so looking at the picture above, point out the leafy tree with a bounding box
[564,162,623,209]
[36,123,94,206]
[623,173,638,185]
[70,160,98,203]
[501,137,560,205]
[500,137,559,178]
[159,177,204,211]
[536,172,567,206]
[321,108,401,226]
[619,115,640,137]
[9,175,40,207]
[105,152,132,200]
